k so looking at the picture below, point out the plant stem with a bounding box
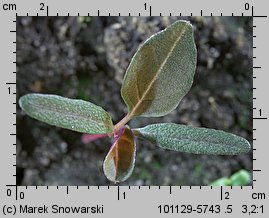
[113,115,131,133]
[81,133,108,144]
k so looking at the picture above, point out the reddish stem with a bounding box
[113,115,131,134]
[82,115,132,144]
[81,133,108,144]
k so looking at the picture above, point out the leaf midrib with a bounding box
[129,24,188,117]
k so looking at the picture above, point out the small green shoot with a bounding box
[210,170,251,186]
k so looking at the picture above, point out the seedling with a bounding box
[210,169,251,186]
[19,20,251,183]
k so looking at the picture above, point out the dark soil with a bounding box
[16,16,252,186]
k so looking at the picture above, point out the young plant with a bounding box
[19,20,251,183]
[210,169,251,186]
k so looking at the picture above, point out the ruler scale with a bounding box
[0,0,268,217]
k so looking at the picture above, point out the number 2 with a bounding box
[40,3,45,10]
[224,192,229,199]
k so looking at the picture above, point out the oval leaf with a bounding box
[134,123,251,155]
[103,126,136,183]
[121,20,197,118]
[19,94,113,134]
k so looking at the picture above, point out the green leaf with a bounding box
[134,123,251,155]
[121,20,197,118]
[103,126,136,183]
[19,94,113,134]
[210,170,251,186]
[230,170,251,186]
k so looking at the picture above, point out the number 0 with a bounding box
[20,192,24,199]
[7,189,11,196]
[245,3,250,10]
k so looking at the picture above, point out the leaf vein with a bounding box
[129,24,188,117]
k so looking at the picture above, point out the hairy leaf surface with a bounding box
[103,127,136,183]
[121,20,197,118]
[19,94,113,134]
[134,123,251,155]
